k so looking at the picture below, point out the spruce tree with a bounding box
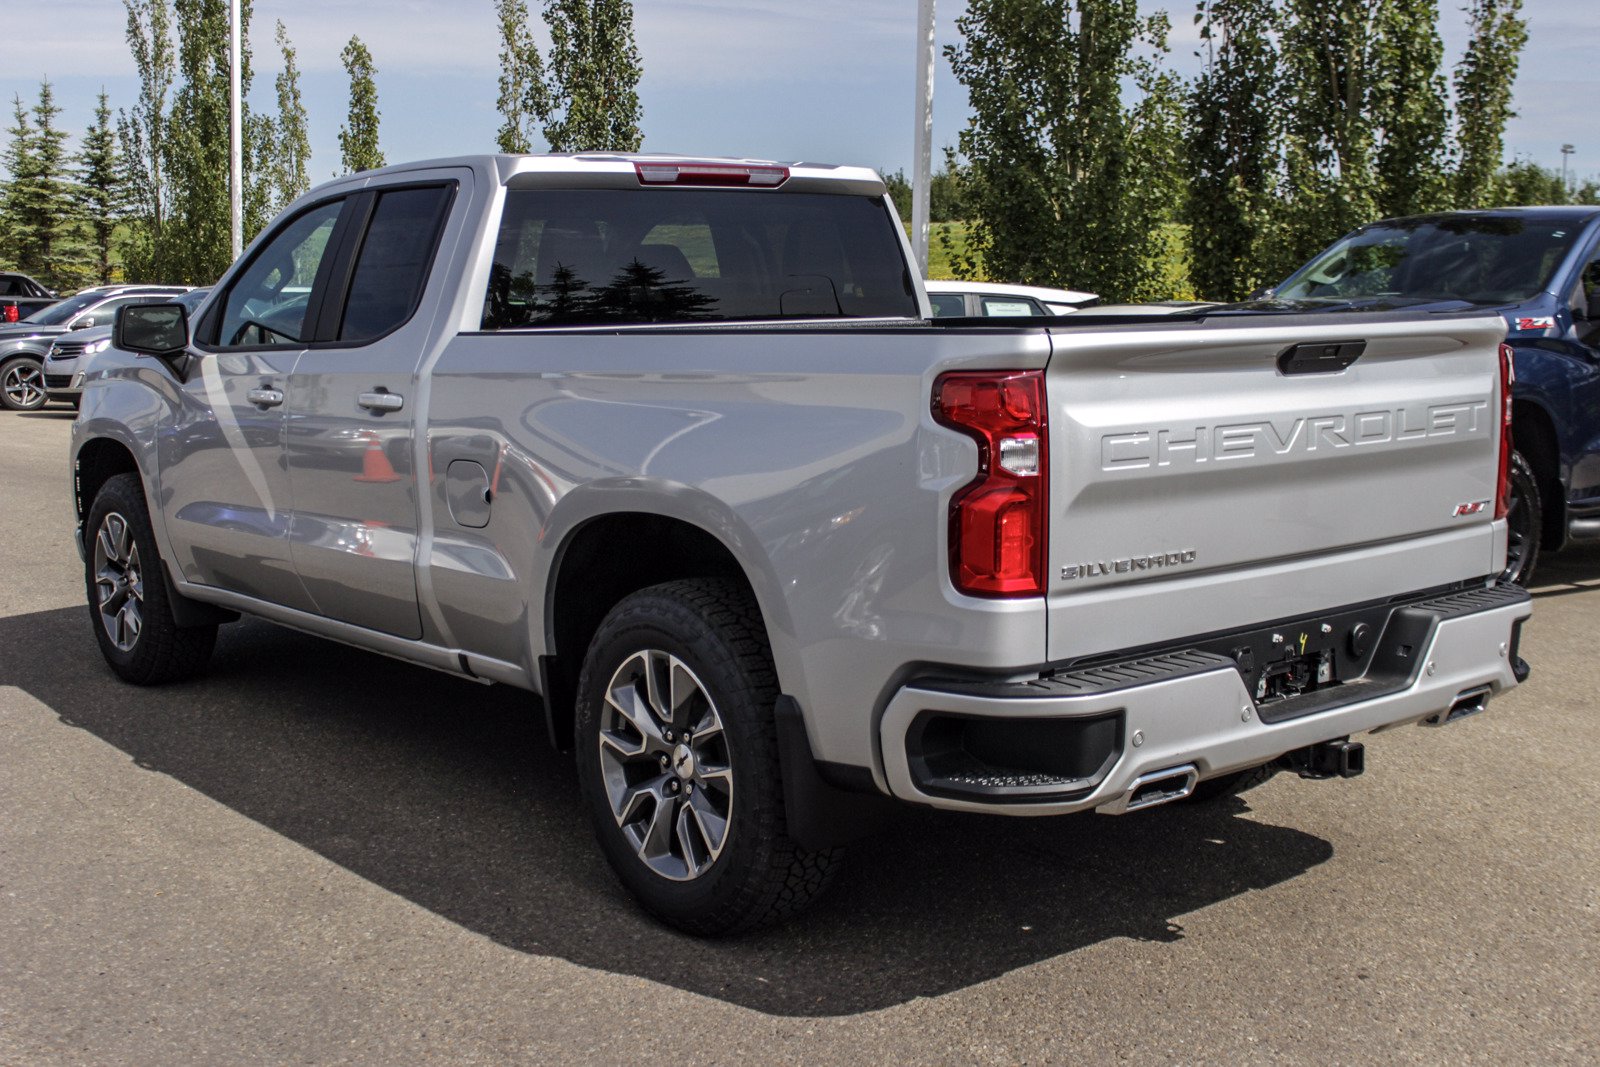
[77,90,122,284]
[1,82,88,289]
[0,97,36,272]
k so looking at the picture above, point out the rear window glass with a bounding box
[340,185,452,342]
[482,188,916,328]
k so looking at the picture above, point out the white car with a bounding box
[45,287,210,407]
[924,279,1097,317]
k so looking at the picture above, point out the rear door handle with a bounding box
[246,387,284,408]
[358,391,404,413]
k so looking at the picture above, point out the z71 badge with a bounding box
[1515,316,1555,332]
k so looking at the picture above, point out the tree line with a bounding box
[949,0,1596,303]
[0,0,642,290]
[2,0,1591,299]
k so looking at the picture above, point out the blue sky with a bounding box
[2,0,1597,187]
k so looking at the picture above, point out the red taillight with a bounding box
[633,161,789,187]
[3,304,17,323]
[933,370,1048,597]
[1495,342,1515,520]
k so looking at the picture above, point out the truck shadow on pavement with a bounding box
[3,606,1334,1018]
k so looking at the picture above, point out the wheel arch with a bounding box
[1512,397,1565,552]
[539,503,783,751]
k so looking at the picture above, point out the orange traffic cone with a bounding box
[354,430,401,483]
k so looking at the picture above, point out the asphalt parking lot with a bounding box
[2,408,1596,1064]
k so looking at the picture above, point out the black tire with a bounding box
[1,354,47,411]
[85,472,217,684]
[1187,761,1277,803]
[1501,449,1541,587]
[574,578,841,935]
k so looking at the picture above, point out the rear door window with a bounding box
[482,188,916,328]
[338,184,454,342]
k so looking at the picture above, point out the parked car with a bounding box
[925,279,1097,316]
[0,284,189,411]
[78,153,1529,933]
[0,271,59,323]
[44,288,213,408]
[1262,206,1600,584]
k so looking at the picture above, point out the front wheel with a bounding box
[85,473,217,684]
[574,578,841,935]
[1,355,46,411]
[1501,449,1541,587]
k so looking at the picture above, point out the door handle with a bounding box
[246,387,284,408]
[358,391,404,413]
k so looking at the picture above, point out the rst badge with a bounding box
[1453,499,1490,517]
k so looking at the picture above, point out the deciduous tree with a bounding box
[1454,0,1527,208]
[1183,0,1284,301]
[339,35,385,173]
[946,0,1183,302]
[495,0,548,152]
[540,0,642,152]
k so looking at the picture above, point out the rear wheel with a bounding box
[574,578,841,935]
[85,473,217,684]
[1501,449,1541,587]
[1,355,46,411]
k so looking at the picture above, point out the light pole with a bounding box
[1561,144,1576,197]
[911,0,935,276]
[229,0,243,262]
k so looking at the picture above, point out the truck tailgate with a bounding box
[1044,312,1508,663]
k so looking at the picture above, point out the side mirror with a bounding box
[70,317,95,330]
[1588,291,1600,322]
[115,303,190,359]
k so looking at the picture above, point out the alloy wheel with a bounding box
[93,511,145,652]
[2,360,45,410]
[596,649,733,881]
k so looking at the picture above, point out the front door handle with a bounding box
[247,387,284,408]
[358,391,404,413]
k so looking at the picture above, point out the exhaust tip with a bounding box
[1421,685,1492,727]
[1097,765,1198,815]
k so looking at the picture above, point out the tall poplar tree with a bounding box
[161,0,260,283]
[946,0,1183,302]
[495,0,548,152]
[1184,0,1284,301]
[1454,0,1527,207]
[1370,0,1452,217]
[117,0,176,280]
[262,20,310,213]
[77,90,122,284]
[540,0,643,152]
[339,36,385,173]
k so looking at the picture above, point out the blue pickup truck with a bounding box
[1264,206,1600,583]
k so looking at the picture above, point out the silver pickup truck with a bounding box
[74,154,1531,934]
